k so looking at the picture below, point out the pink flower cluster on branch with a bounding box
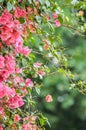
[0,8,33,114]
[0,9,32,54]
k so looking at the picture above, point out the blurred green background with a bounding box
[36,27,86,130]
[34,1,86,129]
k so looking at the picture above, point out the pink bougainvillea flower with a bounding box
[45,94,53,102]
[0,83,6,98]
[0,9,12,24]
[26,78,34,88]
[27,7,33,14]
[46,14,50,20]
[15,37,23,53]
[0,56,16,81]
[0,106,5,116]
[2,69,9,79]
[0,69,10,81]
[13,19,21,30]
[14,7,26,18]
[6,60,16,74]
[52,12,58,19]
[37,70,45,79]
[23,117,28,122]
[28,24,35,33]
[7,95,24,109]
[34,8,38,15]
[0,55,5,69]
[21,46,32,56]
[4,55,16,74]
[6,87,15,97]
[55,20,61,27]
[7,29,22,45]
[0,83,15,98]
[22,24,28,38]
[16,68,22,73]
[22,123,29,130]
[21,86,28,96]
[22,123,35,130]
[5,55,14,62]
[14,76,24,84]
[0,124,3,130]
[0,26,12,44]
[14,114,21,122]
[34,62,41,68]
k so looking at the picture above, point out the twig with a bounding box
[62,24,86,37]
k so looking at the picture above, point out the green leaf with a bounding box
[7,2,13,11]
[47,21,55,32]
[45,0,50,7]
[36,16,42,23]
[35,87,40,95]
[58,16,63,24]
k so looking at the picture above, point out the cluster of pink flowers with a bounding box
[0,7,34,128]
[0,9,31,55]
[33,62,45,78]
[52,12,61,27]
[0,82,24,110]
[26,78,34,88]
[22,116,37,130]
[0,55,16,82]
[46,12,61,27]
[14,7,26,18]
[12,115,37,130]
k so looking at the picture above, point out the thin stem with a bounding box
[62,24,86,37]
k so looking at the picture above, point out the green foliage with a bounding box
[37,22,86,130]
